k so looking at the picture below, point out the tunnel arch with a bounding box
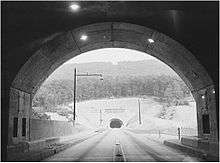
[9,22,217,144]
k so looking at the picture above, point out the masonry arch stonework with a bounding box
[9,22,218,145]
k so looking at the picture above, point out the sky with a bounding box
[65,48,156,65]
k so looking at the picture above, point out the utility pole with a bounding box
[138,99,141,125]
[178,127,181,140]
[73,68,103,126]
[73,68,76,126]
[99,109,103,126]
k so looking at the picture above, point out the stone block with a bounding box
[113,22,154,37]
[12,52,52,93]
[9,88,19,115]
[208,141,219,156]
[28,139,47,151]
[74,29,111,49]
[80,40,113,53]
[74,22,112,33]
[41,32,79,64]
[112,41,146,52]
[28,137,59,151]
[45,137,60,145]
[198,139,210,151]
[181,136,200,148]
[112,29,145,47]
[7,141,29,154]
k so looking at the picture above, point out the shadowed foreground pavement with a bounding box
[43,128,205,162]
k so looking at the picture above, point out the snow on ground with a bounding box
[128,98,197,136]
[129,116,179,130]
[70,97,164,128]
[43,96,197,136]
[172,102,197,128]
[45,112,69,121]
[76,114,97,129]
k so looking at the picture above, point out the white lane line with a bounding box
[113,135,126,162]
[119,143,127,162]
[113,135,117,162]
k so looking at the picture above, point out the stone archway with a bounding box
[9,22,217,145]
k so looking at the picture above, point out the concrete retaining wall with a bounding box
[8,88,31,145]
[30,119,82,141]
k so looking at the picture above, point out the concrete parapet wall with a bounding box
[7,120,88,158]
[30,119,81,141]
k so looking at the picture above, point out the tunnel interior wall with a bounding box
[8,88,31,145]
[8,87,87,145]
[194,85,218,142]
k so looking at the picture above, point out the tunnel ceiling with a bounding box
[2,1,219,89]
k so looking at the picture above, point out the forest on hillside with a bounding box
[33,75,191,112]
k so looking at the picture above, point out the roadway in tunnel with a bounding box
[43,128,204,162]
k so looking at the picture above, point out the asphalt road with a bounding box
[43,128,204,162]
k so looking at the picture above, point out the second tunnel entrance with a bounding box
[110,118,123,128]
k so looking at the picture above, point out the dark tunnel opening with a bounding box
[110,118,123,128]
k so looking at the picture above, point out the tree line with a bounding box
[32,75,191,111]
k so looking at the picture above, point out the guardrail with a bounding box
[158,127,198,140]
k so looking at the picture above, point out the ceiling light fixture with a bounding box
[70,3,80,11]
[80,34,88,41]
[148,38,154,43]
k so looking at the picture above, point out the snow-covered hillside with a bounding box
[127,97,197,136]
[33,96,197,136]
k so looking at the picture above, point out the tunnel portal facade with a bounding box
[8,22,218,146]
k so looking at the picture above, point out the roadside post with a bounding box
[73,68,103,126]
[177,127,181,140]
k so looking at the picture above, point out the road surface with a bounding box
[43,128,204,162]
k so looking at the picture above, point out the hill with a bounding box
[46,60,178,82]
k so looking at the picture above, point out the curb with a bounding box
[164,140,219,162]
[7,132,99,161]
